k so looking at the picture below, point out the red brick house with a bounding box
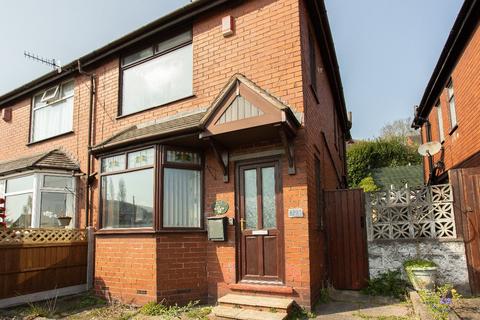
[412,0,480,184]
[0,0,351,311]
[412,0,480,294]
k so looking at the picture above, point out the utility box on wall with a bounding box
[207,216,228,241]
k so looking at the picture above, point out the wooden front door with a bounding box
[237,159,284,283]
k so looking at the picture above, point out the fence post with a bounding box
[86,226,94,290]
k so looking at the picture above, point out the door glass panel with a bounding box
[262,167,276,229]
[244,169,258,230]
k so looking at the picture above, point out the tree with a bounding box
[347,138,422,187]
[379,117,418,142]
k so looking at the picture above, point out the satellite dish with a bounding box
[418,141,442,156]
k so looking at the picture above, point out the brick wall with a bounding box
[421,22,480,181]
[298,0,347,305]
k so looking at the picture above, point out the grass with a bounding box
[0,293,211,320]
[353,312,412,320]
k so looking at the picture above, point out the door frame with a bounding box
[234,156,285,284]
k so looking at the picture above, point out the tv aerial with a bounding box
[24,51,62,73]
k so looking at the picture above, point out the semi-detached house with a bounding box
[0,0,351,309]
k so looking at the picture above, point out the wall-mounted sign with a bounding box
[212,200,229,215]
[288,208,304,218]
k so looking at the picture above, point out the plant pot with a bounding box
[408,267,437,291]
[57,216,72,227]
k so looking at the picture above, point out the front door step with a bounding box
[213,294,295,319]
[212,305,288,320]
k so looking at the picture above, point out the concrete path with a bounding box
[315,291,415,320]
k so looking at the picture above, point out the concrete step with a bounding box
[218,293,294,312]
[212,305,288,320]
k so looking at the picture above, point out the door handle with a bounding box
[240,218,246,232]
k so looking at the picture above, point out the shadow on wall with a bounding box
[368,239,471,295]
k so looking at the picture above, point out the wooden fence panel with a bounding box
[325,189,369,290]
[0,229,88,300]
[451,168,480,295]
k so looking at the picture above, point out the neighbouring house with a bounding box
[0,0,352,311]
[412,0,480,294]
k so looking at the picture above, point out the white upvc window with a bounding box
[0,171,76,228]
[31,80,75,143]
[446,79,457,129]
[435,101,445,142]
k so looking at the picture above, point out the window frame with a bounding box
[0,171,76,229]
[30,79,75,143]
[435,100,445,142]
[118,30,194,117]
[98,145,204,232]
[98,146,157,231]
[446,79,458,131]
[160,146,204,230]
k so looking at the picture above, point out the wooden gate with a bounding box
[451,168,480,294]
[325,188,369,290]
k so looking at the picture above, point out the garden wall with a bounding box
[368,239,470,293]
[365,185,470,294]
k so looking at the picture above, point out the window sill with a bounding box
[27,131,74,146]
[95,228,207,235]
[309,85,319,104]
[448,124,458,136]
[116,94,196,120]
[95,228,155,235]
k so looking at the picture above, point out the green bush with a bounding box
[347,138,421,187]
[358,175,380,192]
[362,270,409,299]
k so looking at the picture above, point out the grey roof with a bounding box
[0,150,80,176]
[92,110,207,153]
[371,165,424,189]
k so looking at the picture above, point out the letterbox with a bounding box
[207,216,228,242]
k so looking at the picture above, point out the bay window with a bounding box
[31,80,74,142]
[0,173,76,228]
[120,30,193,116]
[99,146,203,230]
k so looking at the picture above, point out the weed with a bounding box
[139,300,201,319]
[362,270,409,299]
[317,287,330,304]
[418,284,462,320]
[185,306,212,319]
[354,312,411,320]
[287,306,316,319]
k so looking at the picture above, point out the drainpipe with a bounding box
[424,120,435,184]
[77,60,96,227]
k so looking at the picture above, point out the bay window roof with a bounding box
[0,149,79,176]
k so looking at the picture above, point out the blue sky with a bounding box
[0,0,463,138]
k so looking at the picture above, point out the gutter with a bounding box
[0,0,238,107]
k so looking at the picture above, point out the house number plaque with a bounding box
[212,200,229,215]
[288,208,304,218]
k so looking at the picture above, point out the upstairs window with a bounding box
[120,30,193,116]
[435,100,445,142]
[31,80,74,142]
[446,79,457,129]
